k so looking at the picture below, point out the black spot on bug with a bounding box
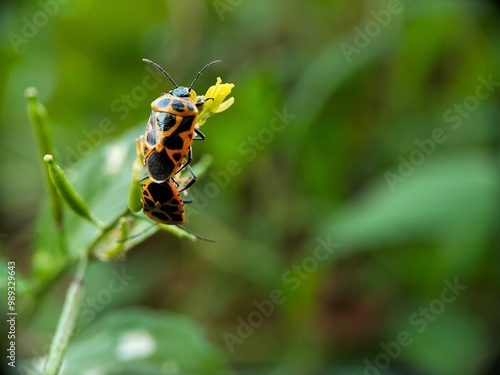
[177,116,195,132]
[169,213,183,222]
[156,112,177,132]
[148,181,175,202]
[186,103,195,112]
[172,100,185,112]
[155,97,171,109]
[143,197,154,206]
[164,203,173,210]
[152,211,169,221]
[163,135,184,151]
[172,152,182,162]
[146,152,174,182]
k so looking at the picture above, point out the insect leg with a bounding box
[193,128,205,141]
[178,164,196,192]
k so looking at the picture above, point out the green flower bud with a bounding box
[25,87,63,227]
[128,180,143,213]
[44,155,101,227]
[25,87,55,158]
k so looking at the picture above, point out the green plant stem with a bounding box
[24,208,131,328]
[42,254,87,375]
[40,209,132,374]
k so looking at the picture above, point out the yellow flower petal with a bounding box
[189,89,198,101]
[213,97,234,113]
[196,77,235,127]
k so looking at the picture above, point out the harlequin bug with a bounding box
[141,58,221,185]
[141,178,185,225]
[139,177,215,242]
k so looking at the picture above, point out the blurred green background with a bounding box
[1,0,499,374]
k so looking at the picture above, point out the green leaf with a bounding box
[329,153,499,249]
[401,310,487,375]
[61,308,230,375]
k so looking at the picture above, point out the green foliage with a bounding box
[330,153,499,250]
[62,309,229,375]
[1,1,499,374]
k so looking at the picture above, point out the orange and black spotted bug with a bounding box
[141,58,221,185]
[139,177,216,242]
[141,178,185,225]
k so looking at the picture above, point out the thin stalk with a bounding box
[42,254,87,375]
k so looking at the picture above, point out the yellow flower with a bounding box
[195,77,235,127]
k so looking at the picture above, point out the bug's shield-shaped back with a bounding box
[145,151,176,183]
[141,179,185,225]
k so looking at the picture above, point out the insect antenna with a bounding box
[188,60,222,91]
[142,58,178,88]
[176,225,217,243]
[116,223,156,243]
[117,223,216,243]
